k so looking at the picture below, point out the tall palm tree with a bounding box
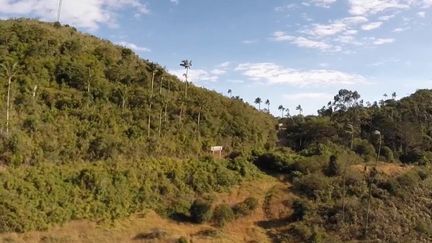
[392,92,397,100]
[265,99,270,113]
[228,89,232,97]
[278,105,285,117]
[296,105,303,115]
[1,62,18,135]
[180,60,192,98]
[254,97,262,110]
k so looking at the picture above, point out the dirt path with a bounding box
[0,176,295,243]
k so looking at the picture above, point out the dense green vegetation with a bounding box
[255,88,432,242]
[0,19,275,233]
[0,19,276,165]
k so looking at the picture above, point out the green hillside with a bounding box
[0,19,276,165]
[0,19,276,233]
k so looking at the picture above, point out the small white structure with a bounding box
[210,146,223,158]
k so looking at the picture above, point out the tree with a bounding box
[265,99,270,113]
[296,105,303,115]
[228,89,232,97]
[180,60,192,98]
[254,97,262,110]
[278,105,285,117]
[392,92,397,100]
[1,62,18,135]
[332,89,360,112]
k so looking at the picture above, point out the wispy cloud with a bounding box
[235,62,366,86]
[309,0,337,8]
[169,61,231,83]
[116,41,150,52]
[0,0,149,30]
[361,21,383,30]
[283,92,333,101]
[272,32,335,51]
[373,38,395,45]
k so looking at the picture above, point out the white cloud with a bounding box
[283,92,333,101]
[373,38,395,45]
[170,69,218,83]
[170,0,179,5]
[242,39,259,44]
[349,0,409,16]
[170,61,231,83]
[361,21,383,30]
[378,14,396,21]
[275,3,297,12]
[393,26,410,32]
[418,11,426,17]
[309,0,337,8]
[235,62,366,86]
[272,32,335,51]
[116,41,150,52]
[0,0,149,30]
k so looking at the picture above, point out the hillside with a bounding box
[0,19,276,165]
[2,19,432,243]
[0,19,277,234]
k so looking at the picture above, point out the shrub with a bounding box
[291,200,308,221]
[325,155,341,177]
[294,174,331,199]
[212,204,235,227]
[177,236,188,243]
[190,199,213,224]
[381,146,394,162]
[353,139,376,161]
[233,197,259,217]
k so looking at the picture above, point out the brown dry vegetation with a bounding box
[351,162,414,177]
[0,176,295,243]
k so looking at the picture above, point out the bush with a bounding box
[294,174,331,199]
[353,139,376,161]
[291,200,308,221]
[325,155,341,177]
[233,197,259,217]
[190,199,213,224]
[212,204,235,227]
[381,146,394,162]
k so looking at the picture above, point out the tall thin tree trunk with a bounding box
[158,109,162,137]
[159,77,163,95]
[148,103,152,137]
[185,68,189,98]
[151,71,155,97]
[6,77,11,135]
[197,110,201,137]
[164,103,168,122]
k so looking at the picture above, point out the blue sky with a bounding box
[1,0,432,115]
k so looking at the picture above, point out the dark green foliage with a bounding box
[291,200,308,221]
[381,146,394,162]
[353,139,376,161]
[190,199,213,224]
[325,155,340,177]
[233,197,258,217]
[212,204,235,227]
[177,236,189,243]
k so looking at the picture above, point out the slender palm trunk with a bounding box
[197,110,201,136]
[159,77,163,95]
[6,77,11,135]
[185,68,189,98]
[148,103,152,137]
[158,109,162,137]
[151,72,155,97]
